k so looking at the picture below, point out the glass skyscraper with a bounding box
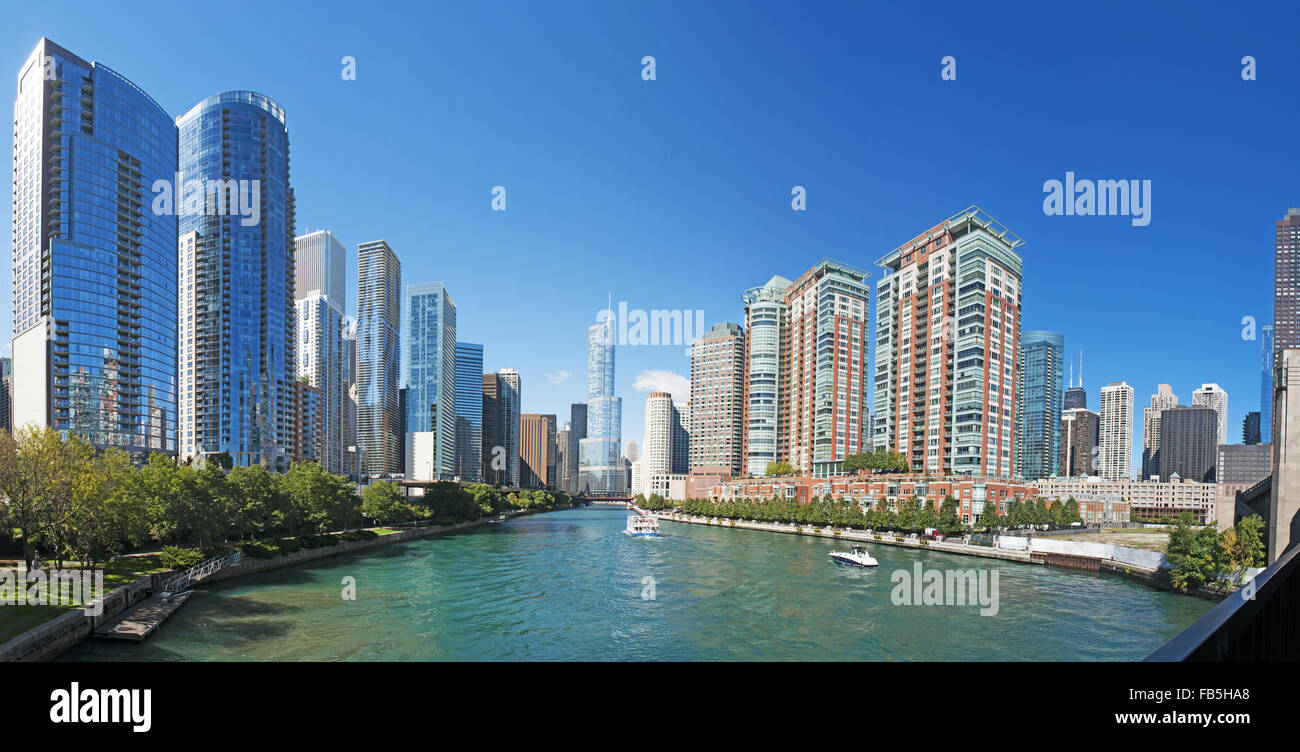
[11,39,177,457]
[1017,331,1064,480]
[742,276,790,476]
[403,282,457,479]
[454,341,483,482]
[578,309,626,495]
[357,240,401,475]
[176,90,295,467]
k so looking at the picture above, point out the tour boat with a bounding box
[828,545,878,567]
[624,515,661,538]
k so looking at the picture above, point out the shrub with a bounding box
[160,545,205,570]
[339,529,378,542]
[297,534,333,549]
[240,540,282,559]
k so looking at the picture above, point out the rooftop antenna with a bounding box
[1068,357,1074,389]
[1079,349,1084,389]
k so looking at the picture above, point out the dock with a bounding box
[93,591,194,642]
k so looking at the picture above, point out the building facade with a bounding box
[453,342,483,482]
[1141,384,1179,480]
[578,312,625,495]
[689,322,745,475]
[1098,381,1134,480]
[1158,405,1218,483]
[1016,330,1064,481]
[295,291,347,472]
[1059,407,1100,478]
[643,392,676,476]
[1191,383,1229,448]
[873,208,1023,479]
[12,39,178,457]
[498,368,521,487]
[1242,411,1261,445]
[1034,476,1214,523]
[520,413,557,489]
[356,240,401,475]
[294,230,346,309]
[564,403,587,493]
[742,275,790,476]
[403,282,457,480]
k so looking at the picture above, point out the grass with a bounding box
[1058,529,1171,553]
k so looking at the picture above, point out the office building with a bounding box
[1243,411,1261,445]
[1141,384,1179,480]
[520,413,557,489]
[454,342,483,482]
[873,208,1023,478]
[1214,442,1273,530]
[1016,331,1064,481]
[498,368,521,486]
[1060,407,1099,478]
[294,230,346,309]
[1159,406,1218,483]
[1098,381,1134,480]
[356,240,401,475]
[564,403,587,493]
[12,39,178,456]
[403,283,456,480]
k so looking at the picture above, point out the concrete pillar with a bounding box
[1268,349,1300,563]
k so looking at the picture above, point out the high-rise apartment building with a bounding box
[1060,407,1100,477]
[643,392,676,475]
[690,322,745,475]
[403,283,456,479]
[12,39,178,457]
[556,425,570,492]
[742,276,790,476]
[356,240,401,475]
[1142,384,1179,480]
[1098,381,1134,480]
[672,402,690,474]
[342,318,362,478]
[294,230,347,310]
[295,291,347,472]
[578,311,625,495]
[1191,383,1229,448]
[782,260,870,477]
[873,208,1023,478]
[176,90,296,468]
[1159,405,1218,482]
[1016,331,1064,481]
[453,342,482,482]
[520,413,557,489]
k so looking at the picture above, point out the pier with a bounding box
[93,591,194,642]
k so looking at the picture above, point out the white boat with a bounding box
[624,515,661,538]
[829,545,878,567]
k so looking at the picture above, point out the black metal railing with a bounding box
[1146,541,1300,661]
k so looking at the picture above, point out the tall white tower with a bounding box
[1192,383,1229,447]
[1099,381,1134,480]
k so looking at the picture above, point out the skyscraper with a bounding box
[454,342,483,482]
[689,322,745,475]
[1016,331,1064,481]
[520,413,557,488]
[1098,381,1134,480]
[481,373,503,483]
[0,357,10,432]
[643,392,676,476]
[294,230,347,310]
[1159,406,1218,483]
[1060,407,1100,477]
[498,368,521,487]
[784,260,870,477]
[565,403,587,493]
[873,208,1023,478]
[356,240,401,475]
[672,401,691,474]
[176,90,296,468]
[1142,384,1179,480]
[1243,411,1261,445]
[578,309,625,495]
[295,291,347,472]
[12,39,178,457]
[403,283,457,480]
[1192,383,1229,448]
[742,275,791,476]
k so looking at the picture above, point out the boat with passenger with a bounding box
[828,545,878,567]
[624,515,661,538]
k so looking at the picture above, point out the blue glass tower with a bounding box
[10,39,177,457]
[403,282,457,479]
[454,342,483,482]
[1016,331,1065,480]
[176,91,295,468]
[578,308,625,495]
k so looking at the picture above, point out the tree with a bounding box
[765,460,796,477]
[0,426,86,568]
[1217,514,1266,585]
[362,481,412,525]
[225,465,285,540]
[1167,512,1221,591]
[938,495,964,535]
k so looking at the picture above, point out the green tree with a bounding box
[1167,511,1222,591]
[765,460,796,477]
[361,481,412,525]
[938,495,964,535]
[224,465,285,540]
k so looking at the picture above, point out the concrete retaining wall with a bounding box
[0,573,156,662]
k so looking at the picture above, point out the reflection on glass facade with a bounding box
[11,39,177,457]
[454,341,483,482]
[1017,331,1064,481]
[403,282,457,479]
[578,310,625,495]
[357,241,401,476]
[176,90,295,468]
[296,291,346,473]
[742,276,790,476]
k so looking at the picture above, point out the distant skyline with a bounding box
[4,1,1297,477]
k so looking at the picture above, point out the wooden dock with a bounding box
[93,592,194,642]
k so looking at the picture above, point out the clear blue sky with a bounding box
[3,0,1296,475]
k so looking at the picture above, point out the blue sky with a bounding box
[3,0,1296,474]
